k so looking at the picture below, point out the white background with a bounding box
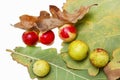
[0,0,65,80]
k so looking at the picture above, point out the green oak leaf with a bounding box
[62,0,120,54]
[7,46,107,80]
[61,0,120,76]
[61,52,99,76]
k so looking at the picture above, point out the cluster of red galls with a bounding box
[22,24,77,46]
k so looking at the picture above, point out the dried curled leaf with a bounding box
[14,15,38,30]
[36,18,64,32]
[50,4,97,23]
[13,4,97,32]
[104,48,120,80]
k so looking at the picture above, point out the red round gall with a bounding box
[39,30,55,45]
[59,24,77,42]
[22,31,38,46]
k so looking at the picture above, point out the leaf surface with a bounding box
[61,0,120,77]
[62,0,120,53]
[7,46,107,80]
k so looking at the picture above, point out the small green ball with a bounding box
[89,48,109,68]
[68,40,89,61]
[33,60,50,77]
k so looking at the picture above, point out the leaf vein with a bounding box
[7,49,89,80]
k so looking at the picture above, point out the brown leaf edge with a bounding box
[104,48,120,80]
[6,49,37,79]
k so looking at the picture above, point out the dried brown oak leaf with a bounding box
[14,4,97,32]
[49,4,97,23]
[14,15,37,30]
[104,48,120,80]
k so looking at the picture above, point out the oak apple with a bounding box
[89,48,109,68]
[33,60,50,77]
[22,31,38,46]
[39,30,55,45]
[68,40,89,61]
[59,24,77,42]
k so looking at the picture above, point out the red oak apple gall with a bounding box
[59,24,77,42]
[39,30,55,45]
[22,31,38,46]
